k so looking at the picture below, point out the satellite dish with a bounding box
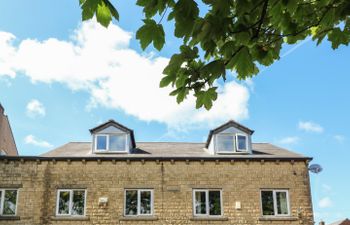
[308,164,323,174]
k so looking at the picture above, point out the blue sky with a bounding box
[0,0,349,223]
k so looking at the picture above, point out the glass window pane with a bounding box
[261,191,274,215]
[195,191,206,215]
[58,191,70,215]
[209,191,221,215]
[125,190,138,215]
[109,135,125,151]
[237,135,247,151]
[276,191,289,215]
[72,190,85,216]
[217,135,234,152]
[3,190,17,215]
[140,191,151,215]
[96,136,107,150]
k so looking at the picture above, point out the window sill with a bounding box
[191,216,228,221]
[51,216,90,221]
[0,216,20,220]
[119,216,158,221]
[259,216,298,221]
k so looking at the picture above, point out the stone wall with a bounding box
[0,159,314,224]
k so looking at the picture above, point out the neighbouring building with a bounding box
[0,103,18,156]
[0,119,314,224]
[322,219,350,225]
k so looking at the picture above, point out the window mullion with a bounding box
[137,190,140,216]
[69,190,73,216]
[0,190,3,215]
[273,191,278,216]
[206,190,209,216]
[106,135,109,151]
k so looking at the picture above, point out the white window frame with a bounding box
[192,189,223,217]
[260,189,290,217]
[94,134,128,153]
[56,189,87,217]
[124,189,154,217]
[215,134,235,153]
[0,189,19,216]
[235,134,248,152]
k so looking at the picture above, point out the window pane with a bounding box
[3,190,17,215]
[261,191,274,215]
[140,191,151,215]
[109,135,125,151]
[58,191,70,215]
[237,135,247,151]
[195,191,206,214]
[276,191,289,215]
[209,191,221,215]
[125,190,138,215]
[72,190,85,216]
[96,136,107,150]
[217,135,234,152]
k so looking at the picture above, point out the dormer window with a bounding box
[216,134,235,152]
[236,134,248,152]
[90,119,136,154]
[206,120,254,155]
[95,134,127,152]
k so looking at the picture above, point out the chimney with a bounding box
[319,221,325,225]
[0,103,4,115]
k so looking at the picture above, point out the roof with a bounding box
[39,142,310,160]
[205,120,255,148]
[0,104,18,156]
[329,219,350,225]
[89,119,136,148]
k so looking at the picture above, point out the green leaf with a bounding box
[96,0,112,27]
[160,74,176,87]
[136,19,165,50]
[195,87,218,110]
[328,27,350,49]
[80,0,118,27]
[173,0,199,38]
[200,60,225,83]
[227,47,259,79]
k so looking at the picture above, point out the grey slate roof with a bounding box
[40,142,309,160]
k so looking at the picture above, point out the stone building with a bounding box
[0,103,18,156]
[0,119,314,224]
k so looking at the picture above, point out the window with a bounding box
[124,189,153,216]
[216,134,234,152]
[56,189,86,216]
[236,134,248,152]
[0,189,18,216]
[96,135,107,150]
[95,134,126,152]
[193,189,222,217]
[261,190,290,216]
[0,150,7,156]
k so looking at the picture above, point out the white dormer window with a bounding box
[216,133,249,153]
[95,134,127,152]
[236,134,248,152]
[216,134,235,152]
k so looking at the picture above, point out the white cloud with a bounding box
[24,135,53,148]
[26,99,46,118]
[318,197,333,208]
[278,136,299,145]
[334,135,345,143]
[0,20,250,130]
[298,121,324,133]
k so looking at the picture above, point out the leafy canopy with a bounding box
[80,0,350,110]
